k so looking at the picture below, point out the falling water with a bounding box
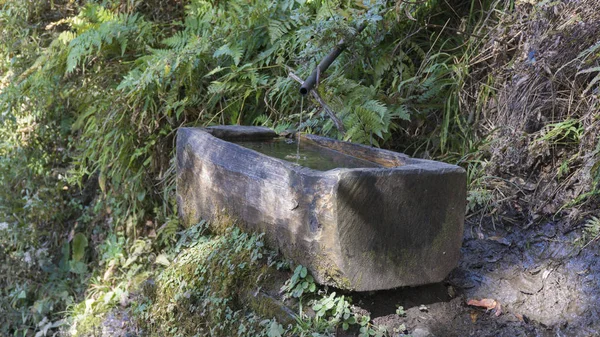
[295,96,304,163]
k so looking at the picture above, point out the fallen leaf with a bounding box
[514,313,524,321]
[470,311,479,323]
[487,236,511,246]
[467,298,497,310]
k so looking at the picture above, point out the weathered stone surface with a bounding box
[177,126,466,291]
[203,125,277,140]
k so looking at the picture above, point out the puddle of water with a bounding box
[234,138,382,171]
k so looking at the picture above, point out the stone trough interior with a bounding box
[234,137,382,171]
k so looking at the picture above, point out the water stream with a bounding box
[235,97,383,170]
[296,96,303,162]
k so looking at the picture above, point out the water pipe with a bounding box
[299,22,367,95]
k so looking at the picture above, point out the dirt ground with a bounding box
[100,217,600,337]
[354,219,600,337]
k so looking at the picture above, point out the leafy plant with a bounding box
[576,216,600,249]
[312,293,357,331]
[396,305,406,316]
[531,119,583,147]
[0,0,541,335]
[281,265,316,299]
[133,224,277,337]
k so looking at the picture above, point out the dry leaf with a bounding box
[470,311,479,323]
[487,236,511,246]
[467,298,497,310]
[514,313,524,321]
[103,261,117,281]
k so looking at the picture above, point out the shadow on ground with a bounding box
[349,219,600,337]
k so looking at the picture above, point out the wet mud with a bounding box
[352,219,600,336]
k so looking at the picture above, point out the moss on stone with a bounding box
[313,253,353,290]
[134,225,281,336]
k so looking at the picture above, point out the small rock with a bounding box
[120,292,130,307]
[412,326,435,337]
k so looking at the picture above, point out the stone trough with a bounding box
[176,126,466,291]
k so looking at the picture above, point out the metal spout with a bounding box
[299,22,367,95]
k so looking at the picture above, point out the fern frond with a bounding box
[162,31,191,50]
[268,19,291,44]
[213,43,244,66]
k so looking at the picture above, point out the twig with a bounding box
[422,23,486,39]
[288,72,346,134]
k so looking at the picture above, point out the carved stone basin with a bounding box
[176,126,466,291]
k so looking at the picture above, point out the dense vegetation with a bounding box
[1,0,599,336]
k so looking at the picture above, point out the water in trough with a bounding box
[234,138,381,171]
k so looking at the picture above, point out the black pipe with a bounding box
[300,22,367,95]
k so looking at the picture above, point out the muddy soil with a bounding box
[353,219,600,337]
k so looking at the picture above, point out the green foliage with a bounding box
[72,233,88,262]
[125,219,394,337]
[396,305,406,316]
[576,40,600,95]
[532,119,583,147]
[583,217,600,246]
[312,293,357,331]
[574,216,600,249]
[281,265,316,299]
[133,222,279,337]
[0,0,528,335]
[293,290,391,337]
[65,6,152,74]
[282,265,395,336]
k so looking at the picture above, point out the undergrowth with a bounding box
[67,220,396,337]
[2,0,600,335]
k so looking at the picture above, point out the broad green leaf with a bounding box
[69,261,88,274]
[72,233,88,262]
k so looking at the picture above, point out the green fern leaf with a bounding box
[213,43,244,66]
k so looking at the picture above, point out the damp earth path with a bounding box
[352,219,600,337]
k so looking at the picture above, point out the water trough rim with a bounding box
[187,126,464,175]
